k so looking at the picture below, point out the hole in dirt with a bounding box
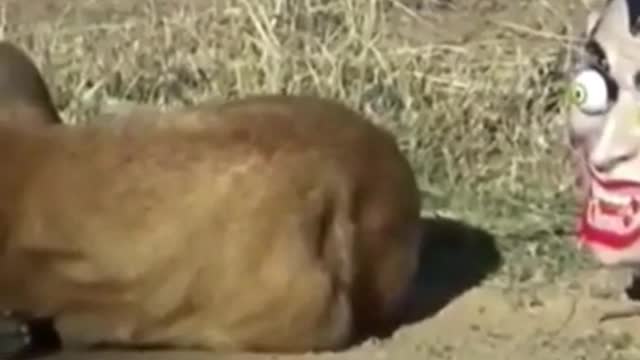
[359,215,503,342]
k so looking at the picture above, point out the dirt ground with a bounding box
[5,0,640,359]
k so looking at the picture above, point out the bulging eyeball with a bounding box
[569,68,609,114]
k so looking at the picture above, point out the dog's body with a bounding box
[0,93,422,353]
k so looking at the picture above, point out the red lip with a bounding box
[578,169,640,250]
[589,168,640,191]
[578,211,640,249]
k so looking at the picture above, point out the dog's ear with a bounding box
[0,40,63,125]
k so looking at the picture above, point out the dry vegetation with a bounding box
[7,1,640,359]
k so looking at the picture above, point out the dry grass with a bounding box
[0,0,598,285]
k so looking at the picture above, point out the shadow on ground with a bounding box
[388,216,503,334]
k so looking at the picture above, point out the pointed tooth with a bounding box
[592,185,629,205]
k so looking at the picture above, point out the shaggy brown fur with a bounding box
[0,93,423,353]
[0,41,62,125]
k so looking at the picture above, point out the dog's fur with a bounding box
[0,83,423,353]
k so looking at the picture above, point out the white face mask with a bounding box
[567,0,640,266]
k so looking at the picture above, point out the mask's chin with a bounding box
[578,177,640,267]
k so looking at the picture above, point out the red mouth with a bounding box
[578,171,640,250]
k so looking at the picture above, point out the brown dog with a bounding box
[0,89,423,354]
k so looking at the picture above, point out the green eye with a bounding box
[568,68,609,113]
[571,83,587,105]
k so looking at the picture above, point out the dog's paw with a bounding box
[0,310,31,358]
[0,310,60,359]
